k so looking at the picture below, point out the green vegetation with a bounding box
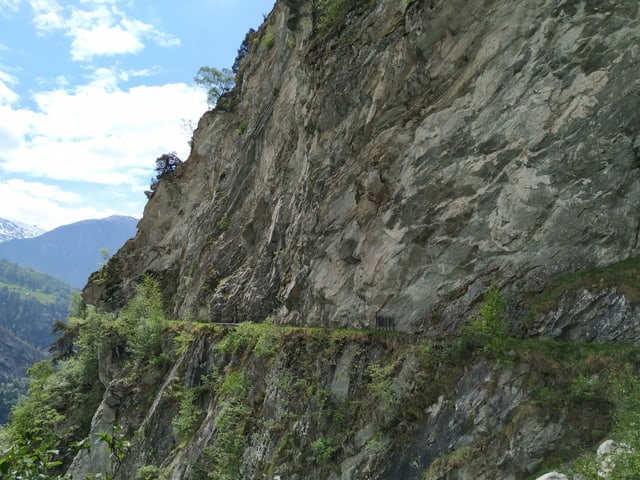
[136,465,167,480]
[172,387,203,441]
[194,66,234,107]
[0,377,29,425]
[308,0,376,37]
[0,259,74,349]
[365,362,397,426]
[570,370,640,479]
[0,429,65,479]
[460,282,509,356]
[317,0,348,32]
[0,277,170,476]
[114,276,167,364]
[192,371,250,480]
[218,216,231,232]
[92,425,133,480]
[422,445,475,480]
[215,320,281,359]
[260,26,276,49]
[311,437,340,465]
[236,121,248,135]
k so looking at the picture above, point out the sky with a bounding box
[0,0,275,231]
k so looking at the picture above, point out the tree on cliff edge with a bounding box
[194,66,234,107]
[145,152,182,199]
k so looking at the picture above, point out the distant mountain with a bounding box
[0,218,44,243]
[0,215,138,288]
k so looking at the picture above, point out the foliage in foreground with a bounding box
[0,277,168,478]
[572,369,640,479]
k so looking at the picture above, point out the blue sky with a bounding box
[0,0,274,230]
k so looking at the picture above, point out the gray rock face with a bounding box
[537,288,640,343]
[535,473,568,480]
[85,0,640,335]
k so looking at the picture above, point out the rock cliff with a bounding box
[86,0,640,336]
[73,0,640,478]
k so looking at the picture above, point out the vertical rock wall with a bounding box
[85,0,640,334]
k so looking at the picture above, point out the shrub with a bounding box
[172,388,203,441]
[365,362,397,425]
[95,425,133,479]
[460,283,509,356]
[115,276,167,363]
[311,437,340,465]
[260,26,275,49]
[318,0,348,32]
[236,121,248,135]
[218,216,231,232]
[204,371,250,480]
[137,465,167,480]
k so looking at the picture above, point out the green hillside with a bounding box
[0,260,74,424]
[0,259,74,349]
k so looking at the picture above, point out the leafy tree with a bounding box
[232,29,255,74]
[194,66,234,107]
[460,282,509,356]
[145,153,182,199]
[114,276,167,362]
[154,152,182,178]
[49,318,79,363]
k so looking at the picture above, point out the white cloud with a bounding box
[0,70,19,105]
[28,0,180,61]
[0,0,21,14]
[0,69,207,186]
[0,178,116,230]
[30,0,64,31]
[70,22,144,61]
[0,57,206,230]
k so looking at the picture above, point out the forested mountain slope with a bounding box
[0,259,73,349]
[0,260,70,423]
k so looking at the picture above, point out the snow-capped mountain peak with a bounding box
[0,218,45,243]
